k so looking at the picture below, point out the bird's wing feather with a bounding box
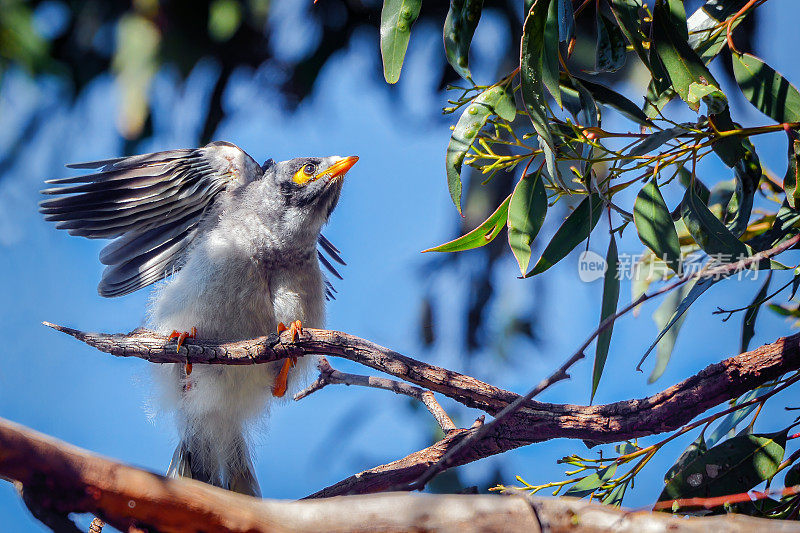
[41,141,262,297]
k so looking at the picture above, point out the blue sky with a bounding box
[2,1,800,530]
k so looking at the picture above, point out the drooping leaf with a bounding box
[726,139,762,238]
[443,0,484,81]
[651,0,722,111]
[732,53,800,124]
[423,195,511,252]
[379,0,423,84]
[648,278,696,383]
[565,464,618,498]
[658,431,787,504]
[592,236,620,402]
[784,137,800,209]
[629,126,687,157]
[595,12,627,73]
[681,183,750,261]
[508,169,548,274]
[543,0,561,108]
[520,0,558,179]
[638,274,718,372]
[446,85,516,212]
[602,479,629,507]
[741,272,772,354]
[557,0,574,43]
[608,0,650,69]
[665,433,707,483]
[527,193,605,277]
[634,179,682,272]
[561,75,651,126]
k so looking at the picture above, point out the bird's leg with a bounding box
[168,327,197,380]
[272,320,302,397]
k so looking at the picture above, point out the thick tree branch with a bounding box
[46,322,800,496]
[295,357,457,432]
[2,417,799,533]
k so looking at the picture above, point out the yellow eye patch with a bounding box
[292,164,318,185]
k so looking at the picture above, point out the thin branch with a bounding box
[295,357,456,432]
[3,417,800,533]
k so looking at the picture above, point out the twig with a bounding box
[295,358,456,432]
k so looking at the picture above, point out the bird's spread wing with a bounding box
[41,141,262,297]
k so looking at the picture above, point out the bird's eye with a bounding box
[303,164,316,175]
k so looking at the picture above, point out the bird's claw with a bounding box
[273,320,302,397]
[169,327,197,379]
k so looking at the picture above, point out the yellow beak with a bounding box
[324,156,359,179]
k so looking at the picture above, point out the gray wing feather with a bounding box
[42,142,262,297]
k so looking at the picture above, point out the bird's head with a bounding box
[255,155,358,239]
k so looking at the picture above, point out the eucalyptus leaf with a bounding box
[543,0,561,108]
[726,139,762,238]
[521,0,558,179]
[379,0,422,84]
[687,0,750,63]
[444,0,484,81]
[648,278,695,383]
[592,236,620,402]
[706,383,777,447]
[446,86,516,212]
[784,137,800,209]
[733,53,800,124]
[508,169,548,274]
[423,195,511,252]
[557,0,574,42]
[681,183,750,261]
[564,464,618,498]
[561,75,651,126]
[741,272,772,354]
[634,179,682,272]
[658,431,787,503]
[595,12,627,73]
[629,126,687,157]
[527,193,605,277]
[665,433,707,483]
[608,0,650,69]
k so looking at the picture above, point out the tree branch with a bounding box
[46,322,800,496]
[3,417,799,532]
[295,357,456,432]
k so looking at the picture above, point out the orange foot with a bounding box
[273,321,302,397]
[169,327,197,380]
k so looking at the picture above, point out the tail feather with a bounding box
[167,435,261,497]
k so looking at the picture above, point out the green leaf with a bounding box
[379,0,423,84]
[592,236,620,402]
[634,179,682,272]
[665,433,707,483]
[726,139,762,238]
[508,169,548,274]
[527,193,605,277]
[595,12,627,73]
[681,183,750,261]
[561,75,651,126]
[648,278,696,383]
[445,86,516,212]
[543,0,561,108]
[741,272,771,354]
[706,384,777,447]
[638,275,718,373]
[784,137,800,209]
[565,464,618,498]
[602,479,629,507]
[521,0,558,179]
[423,195,511,252]
[652,0,722,111]
[732,53,800,124]
[557,0,574,43]
[609,0,650,69]
[444,0,484,81]
[658,431,787,503]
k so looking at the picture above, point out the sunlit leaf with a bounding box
[658,431,787,504]
[423,195,511,252]
[527,193,604,277]
[634,179,681,272]
[444,0,484,81]
[446,85,516,212]
[520,0,558,179]
[733,53,800,124]
[379,0,423,83]
[651,0,722,111]
[741,272,771,354]
[508,169,548,274]
[208,0,242,42]
[595,12,626,73]
[565,464,618,498]
[602,479,628,507]
[592,236,619,402]
[687,0,750,63]
[543,0,561,108]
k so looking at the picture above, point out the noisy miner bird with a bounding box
[41,141,358,496]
